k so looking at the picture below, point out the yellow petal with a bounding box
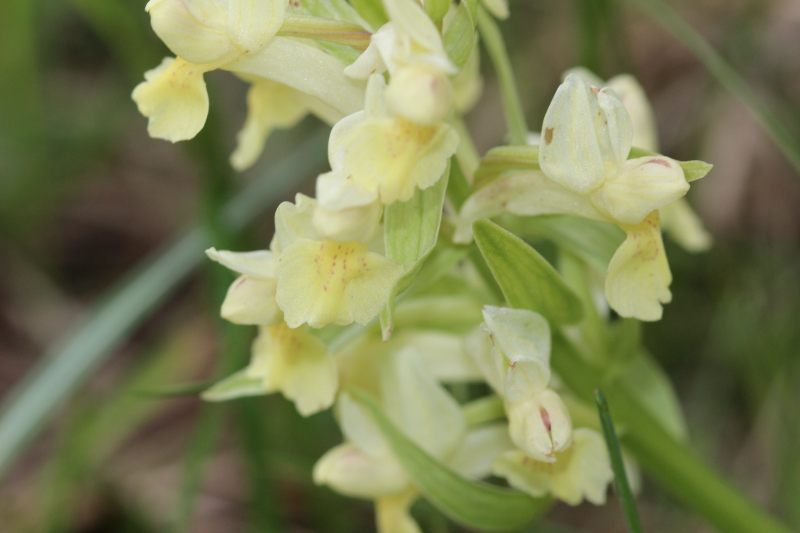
[380,348,466,458]
[447,423,514,479]
[659,198,712,252]
[342,115,459,204]
[148,0,234,64]
[275,239,403,328]
[383,0,447,61]
[221,275,282,325]
[230,79,310,170]
[590,156,689,226]
[539,73,632,194]
[343,30,389,79]
[376,490,422,533]
[313,443,409,498]
[227,0,286,56]
[605,211,672,321]
[492,428,612,505]
[273,193,319,251]
[312,201,383,243]
[132,57,211,142]
[247,323,337,415]
[206,247,277,278]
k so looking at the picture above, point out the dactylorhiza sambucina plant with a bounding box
[130,0,790,532]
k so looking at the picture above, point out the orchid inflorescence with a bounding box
[132,0,713,530]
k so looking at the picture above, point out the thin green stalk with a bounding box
[595,389,644,533]
[451,115,481,180]
[0,129,329,480]
[462,395,505,426]
[627,0,800,177]
[476,8,528,145]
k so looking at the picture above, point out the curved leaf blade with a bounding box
[473,219,584,324]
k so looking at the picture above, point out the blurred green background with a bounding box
[0,0,799,531]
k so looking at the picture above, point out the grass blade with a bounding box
[0,129,329,480]
[627,0,800,176]
[595,389,644,533]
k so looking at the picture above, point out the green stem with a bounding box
[476,8,528,145]
[552,334,792,533]
[451,115,481,181]
[627,0,800,177]
[462,395,505,426]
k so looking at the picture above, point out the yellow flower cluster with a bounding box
[131,0,711,530]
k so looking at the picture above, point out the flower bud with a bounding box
[147,0,286,65]
[313,443,409,498]
[539,73,632,194]
[385,66,454,125]
[506,389,573,462]
[481,306,551,403]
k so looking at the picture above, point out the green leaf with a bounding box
[617,353,688,442]
[595,389,645,533]
[629,147,713,182]
[522,215,625,272]
[472,219,584,324]
[381,170,450,339]
[202,370,267,401]
[350,388,551,531]
[350,0,388,30]
[679,160,714,182]
[443,2,475,69]
[425,0,450,23]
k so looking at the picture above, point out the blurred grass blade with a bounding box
[628,0,800,176]
[350,387,551,531]
[595,389,644,533]
[0,130,329,480]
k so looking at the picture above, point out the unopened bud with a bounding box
[506,389,572,462]
[385,66,454,125]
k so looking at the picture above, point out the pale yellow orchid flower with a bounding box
[467,306,574,462]
[231,77,344,170]
[314,347,512,533]
[206,247,282,326]
[246,322,338,415]
[344,0,456,125]
[567,67,712,252]
[273,194,403,328]
[331,74,459,204]
[492,428,613,505]
[455,74,697,320]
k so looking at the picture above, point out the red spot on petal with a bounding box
[540,408,552,433]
